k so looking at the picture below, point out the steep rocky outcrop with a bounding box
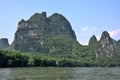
[48,13,76,39]
[0,38,9,49]
[10,12,77,54]
[95,31,116,58]
[8,12,120,59]
[114,40,120,55]
[88,35,97,46]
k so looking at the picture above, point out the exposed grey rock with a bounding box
[0,38,9,49]
[11,12,77,53]
[95,31,116,58]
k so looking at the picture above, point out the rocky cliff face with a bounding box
[95,31,116,58]
[88,35,97,46]
[0,38,9,49]
[11,12,77,53]
[48,13,76,39]
[114,40,120,55]
[9,12,119,58]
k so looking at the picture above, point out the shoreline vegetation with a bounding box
[0,50,120,68]
[0,13,120,68]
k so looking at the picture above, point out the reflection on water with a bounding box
[0,67,120,80]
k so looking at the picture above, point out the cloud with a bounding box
[80,26,97,36]
[81,27,89,31]
[81,26,96,32]
[108,29,120,37]
[96,36,100,40]
[78,40,88,45]
[78,26,97,45]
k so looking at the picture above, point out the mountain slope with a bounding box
[10,12,79,56]
[6,12,120,60]
[0,38,9,49]
[95,31,116,58]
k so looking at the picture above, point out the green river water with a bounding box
[0,67,120,80]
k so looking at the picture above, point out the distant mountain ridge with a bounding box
[0,12,120,59]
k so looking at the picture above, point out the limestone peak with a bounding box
[88,35,97,46]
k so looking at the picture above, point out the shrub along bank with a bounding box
[0,50,120,67]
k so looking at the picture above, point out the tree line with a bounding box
[0,50,120,67]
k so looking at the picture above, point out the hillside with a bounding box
[9,12,82,58]
[0,12,120,67]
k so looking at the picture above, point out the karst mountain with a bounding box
[0,12,120,59]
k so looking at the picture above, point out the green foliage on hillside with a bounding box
[0,50,120,67]
[114,40,120,57]
[0,50,57,67]
[1,12,120,67]
[0,50,29,67]
[43,35,76,57]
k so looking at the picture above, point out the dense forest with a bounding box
[0,50,120,67]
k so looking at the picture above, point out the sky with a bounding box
[0,0,120,45]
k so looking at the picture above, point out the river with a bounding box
[0,67,120,80]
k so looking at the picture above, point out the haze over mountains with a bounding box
[0,12,120,59]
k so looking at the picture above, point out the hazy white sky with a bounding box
[0,0,120,45]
